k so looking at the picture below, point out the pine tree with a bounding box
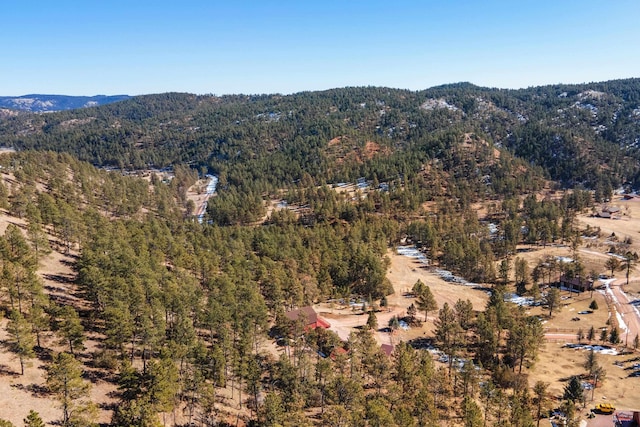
[583,349,600,378]
[46,352,93,427]
[563,376,583,404]
[545,288,561,317]
[609,327,620,344]
[23,410,45,427]
[416,285,437,322]
[533,381,549,427]
[604,256,621,278]
[406,303,417,323]
[434,303,462,372]
[599,328,608,343]
[366,311,378,330]
[623,251,638,285]
[57,306,85,355]
[261,392,285,427]
[514,257,529,296]
[7,310,35,375]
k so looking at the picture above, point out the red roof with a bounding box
[381,344,395,357]
[330,347,348,360]
[285,306,330,329]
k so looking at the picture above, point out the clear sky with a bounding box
[2,0,638,96]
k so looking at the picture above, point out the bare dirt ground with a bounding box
[0,221,118,426]
[317,250,489,345]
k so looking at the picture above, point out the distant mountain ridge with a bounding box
[2,79,640,190]
[0,94,130,112]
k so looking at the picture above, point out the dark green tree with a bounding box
[604,256,621,278]
[23,410,45,427]
[57,306,85,355]
[434,302,463,372]
[533,381,549,427]
[563,376,583,405]
[7,310,35,375]
[545,288,561,317]
[416,285,437,322]
[46,352,94,427]
[609,327,620,344]
[366,310,378,330]
[623,251,638,285]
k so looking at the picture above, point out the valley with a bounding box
[0,81,640,426]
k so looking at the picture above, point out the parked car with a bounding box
[594,403,615,414]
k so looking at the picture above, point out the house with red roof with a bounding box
[285,306,330,330]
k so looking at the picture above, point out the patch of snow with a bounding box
[563,343,618,355]
[505,293,536,306]
[488,223,498,235]
[420,98,460,112]
[577,90,607,100]
[433,269,477,287]
[396,246,430,265]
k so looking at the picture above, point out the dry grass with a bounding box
[3,174,640,425]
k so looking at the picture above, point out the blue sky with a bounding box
[2,1,638,96]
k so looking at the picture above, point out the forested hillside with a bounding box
[1,79,640,193]
[0,81,638,426]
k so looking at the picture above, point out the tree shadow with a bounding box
[10,383,50,397]
[0,364,20,377]
[35,345,53,362]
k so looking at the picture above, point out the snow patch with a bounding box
[396,245,429,265]
[420,98,460,112]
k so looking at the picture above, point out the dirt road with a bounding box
[608,278,640,346]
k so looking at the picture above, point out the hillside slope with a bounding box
[0,80,639,191]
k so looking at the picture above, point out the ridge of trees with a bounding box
[1,79,640,192]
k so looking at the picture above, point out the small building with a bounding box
[596,206,621,219]
[559,275,592,293]
[285,306,330,330]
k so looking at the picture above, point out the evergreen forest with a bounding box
[0,79,638,426]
